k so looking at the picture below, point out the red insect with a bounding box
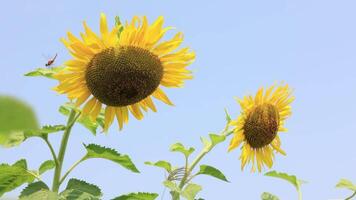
[45,53,58,67]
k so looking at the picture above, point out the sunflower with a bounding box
[228,84,294,172]
[53,13,195,130]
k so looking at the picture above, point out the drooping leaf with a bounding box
[24,67,64,79]
[24,125,66,138]
[112,192,158,200]
[0,96,38,147]
[59,104,103,135]
[336,179,356,191]
[208,134,226,146]
[163,181,181,193]
[181,183,202,200]
[20,189,58,200]
[265,171,305,191]
[38,160,56,175]
[60,178,102,200]
[170,143,195,158]
[261,192,280,200]
[144,160,172,172]
[0,160,37,197]
[20,181,49,198]
[84,144,139,173]
[197,165,229,182]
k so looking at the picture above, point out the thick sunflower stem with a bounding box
[172,123,234,200]
[52,109,79,192]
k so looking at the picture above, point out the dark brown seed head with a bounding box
[243,104,279,148]
[85,46,163,106]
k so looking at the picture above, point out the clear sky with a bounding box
[1,0,356,199]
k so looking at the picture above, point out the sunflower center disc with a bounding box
[85,46,163,106]
[243,104,279,148]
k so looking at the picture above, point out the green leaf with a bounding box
[170,143,195,158]
[112,192,158,200]
[38,160,55,175]
[181,183,202,200]
[84,144,140,173]
[0,160,37,197]
[200,136,211,149]
[24,125,66,138]
[115,16,125,38]
[163,181,181,193]
[144,160,172,172]
[197,165,229,182]
[224,108,232,122]
[59,104,102,135]
[336,179,356,191]
[208,134,226,146]
[60,179,102,200]
[20,181,49,198]
[24,66,64,79]
[261,192,280,200]
[20,189,58,200]
[0,96,38,147]
[265,171,305,191]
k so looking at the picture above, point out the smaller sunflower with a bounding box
[228,84,294,172]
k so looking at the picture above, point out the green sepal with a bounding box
[24,66,64,79]
[145,160,172,172]
[224,108,232,122]
[261,192,280,200]
[197,165,229,182]
[170,143,195,158]
[38,160,56,175]
[84,143,140,173]
[115,16,125,38]
[112,192,159,200]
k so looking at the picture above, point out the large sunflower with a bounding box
[228,84,294,172]
[54,13,195,130]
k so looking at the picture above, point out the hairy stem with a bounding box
[345,191,356,200]
[52,109,79,192]
[43,137,59,166]
[59,156,87,185]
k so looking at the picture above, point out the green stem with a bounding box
[345,191,356,200]
[43,137,59,166]
[297,189,302,200]
[59,156,87,185]
[52,109,78,192]
[172,124,234,200]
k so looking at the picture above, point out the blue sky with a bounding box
[1,0,356,199]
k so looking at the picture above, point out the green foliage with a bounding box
[181,183,202,200]
[261,192,280,200]
[59,104,104,135]
[84,144,140,173]
[112,192,158,200]
[0,96,38,147]
[196,165,229,182]
[163,181,181,193]
[24,67,63,79]
[38,160,56,175]
[208,134,226,146]
[144,160,172,172]
[115,16,125,38]
[170,143,195,158]
[59,179,102,200]
[20,189,58,200]
[265,171,305,191]
[224,108,232,122]
[0,160,37,197]
[19,181,49,198]
[25,125,66,138]
[336,179,356,191]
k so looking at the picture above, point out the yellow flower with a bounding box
[54,13,195,131]
[228,84,294,172]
